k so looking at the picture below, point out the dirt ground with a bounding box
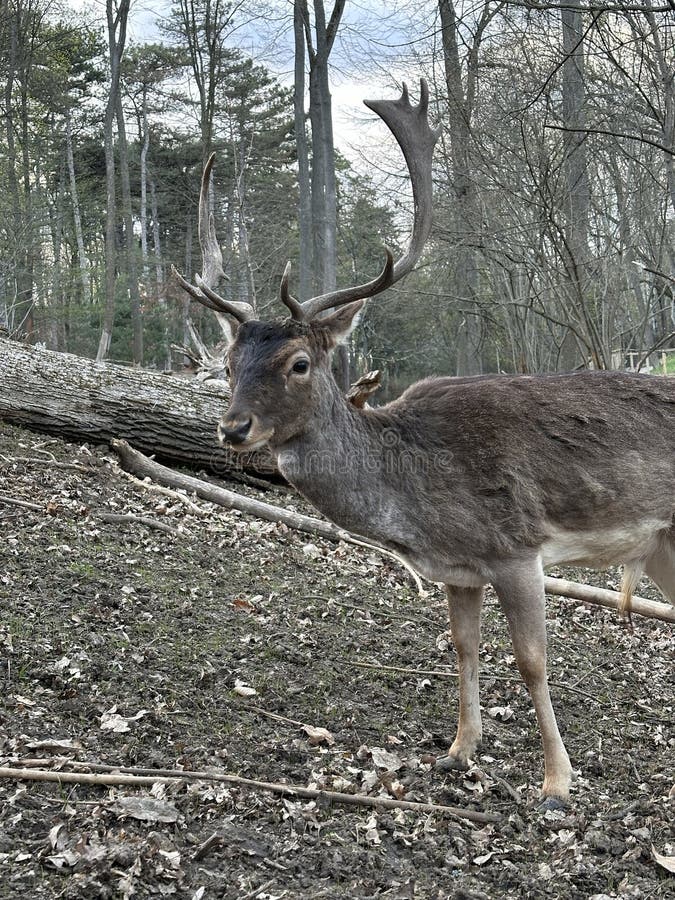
[0,420,673,899]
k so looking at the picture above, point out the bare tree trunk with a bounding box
[116,90,143,366]
[150,176,171,371]
[294,0,312,302]
[65,107,92,306]
[301,0,348,387]
[150,177,163,291]
[3,6,33,338]
[560,0,602,367]
[97,0,130,362]
[235,136,257,308]
[139,89,150,278]
[643,9,675,217]
[312,0,339,296]
[0,337,274,478]
[47,158,66,351]
[438,0,487,376]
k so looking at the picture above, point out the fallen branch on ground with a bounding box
[353,661,600,701]
[111,441,675,624]
[0,762,500,824]
[0,494,43,511]
[111,439,425,594]
[93,511,189,538]
[543,576,674,624]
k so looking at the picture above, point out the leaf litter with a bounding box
[0,422,673,898]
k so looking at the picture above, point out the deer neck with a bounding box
[273,373,411,543]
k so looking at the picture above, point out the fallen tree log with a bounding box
[0,337,275,478]
[112,440,675,624]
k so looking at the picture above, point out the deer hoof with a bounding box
[435,753,470,773]
[537,795,569,813]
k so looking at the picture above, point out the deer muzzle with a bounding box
[218,413,274,451]
[218,415,253,445]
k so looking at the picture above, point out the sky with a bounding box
[66,0,436,163]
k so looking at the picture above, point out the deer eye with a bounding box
[291,358,310,375]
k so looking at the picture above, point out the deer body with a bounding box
[229,334,675,803]
[277,368,675,583]
[177,81,675,804]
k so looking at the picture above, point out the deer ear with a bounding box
[321,300,365,347]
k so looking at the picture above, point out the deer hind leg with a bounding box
[645,529,675,604]
[493,559,573,803]
[436,584,484,772]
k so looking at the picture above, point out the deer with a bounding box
[175,79,675,806]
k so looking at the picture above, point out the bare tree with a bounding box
[97,0,130,362]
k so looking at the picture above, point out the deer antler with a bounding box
[173,153,255,325]
[281,78,440,322]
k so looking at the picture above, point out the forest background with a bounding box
[1,0,674,398]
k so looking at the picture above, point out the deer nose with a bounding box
[219,417,252,445]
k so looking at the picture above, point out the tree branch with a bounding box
[545,123,675,157]
[0,763,501,824]
[111,442,675,624]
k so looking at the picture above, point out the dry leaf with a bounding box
[114,796,180,823]
[370,747,403,771]
[232,598,255,612]
[487,705,514,721]
[233,679,257,697]
[651,846,675,873]
[473,851,494,866]
[363,814,381,845]
[48,823,68,851]
[100,706,148,733]
[302,725,335,746]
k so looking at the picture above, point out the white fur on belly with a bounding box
[541,520,668,568]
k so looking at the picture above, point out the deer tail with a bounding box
[620,564,643,627]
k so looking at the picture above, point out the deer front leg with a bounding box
[493,558,573,804]
[436,584,484,772]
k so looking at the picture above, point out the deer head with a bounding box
[174,80,440,452]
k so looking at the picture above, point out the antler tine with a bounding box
[198,153,226,290]
[174,153,255,325]
[364,78,440,284]
[297,78,439,322]
[279,261,306,321]
[297,249,395,321]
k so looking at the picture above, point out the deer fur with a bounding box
[219,312,675,803]
[177,80,675,804]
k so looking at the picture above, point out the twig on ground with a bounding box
[486,768,524,804]
[353,661,602,701]
[240,879,277,900]
[0,455,96,473]
[312,596,442,629]
[245,706,307,729]
[0,494,43,511]
[112,439,426,595]
[93,511,189,538]
[111,440,675,622]
[0,762,501,824]
[113,464,206,516]
[354,661,460,678]
[192,832,223,861]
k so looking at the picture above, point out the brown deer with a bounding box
[175,80,675,805]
